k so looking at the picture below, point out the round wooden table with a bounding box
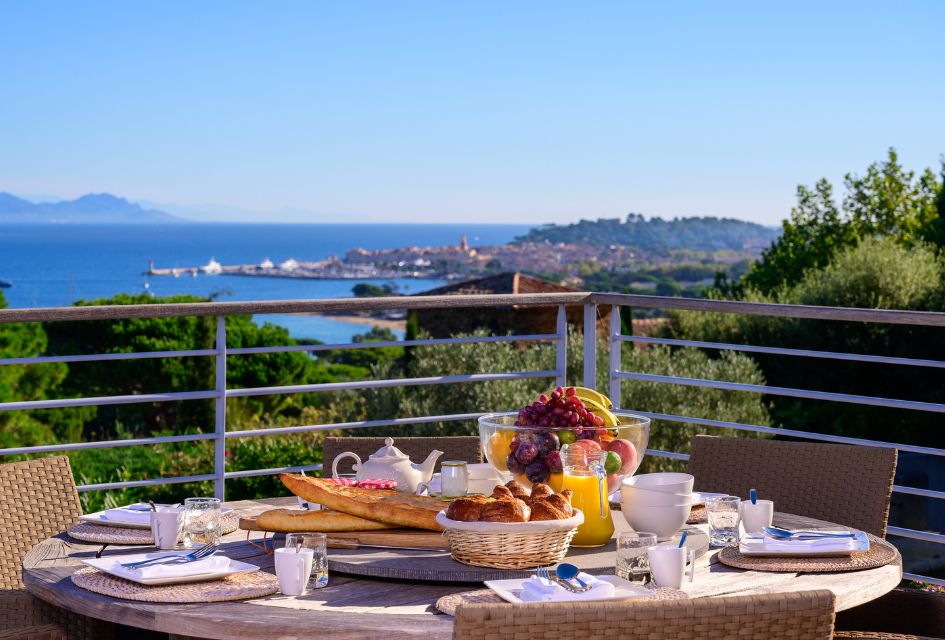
[23,497,902,640]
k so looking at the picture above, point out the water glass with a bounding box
[616,531,658,583]
[183,497,221,548]
[286,532,328,589]
[705,495,741,547]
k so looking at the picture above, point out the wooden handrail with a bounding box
[1,291,944,327]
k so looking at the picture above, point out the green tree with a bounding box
[743,149,943,294]
[669,237,945,447]
[0,290,85,446]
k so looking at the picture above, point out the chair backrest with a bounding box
[453,590,836,640]
[322,436,483,477]
[687,436,897,537]
[0,456,82,589]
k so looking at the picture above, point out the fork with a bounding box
[536,566,579,593]
[120,542,218,569]
[764,526,858,540]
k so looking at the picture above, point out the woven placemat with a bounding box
[71,566,279,603]
[67,512,240,545]
[435,585,688,616]
[716,533,899,573]
[687,505,706,524]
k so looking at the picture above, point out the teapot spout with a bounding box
[414,449,444,482]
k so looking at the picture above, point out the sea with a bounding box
[0,223,531,343]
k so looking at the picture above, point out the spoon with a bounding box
[555,563,592,591]
[749,488,757,505]
[149,500,157,512]
[764,525,857,539]
[678,531,688,548]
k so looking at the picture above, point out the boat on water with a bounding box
[0,279,11,288]
[200,258,222,275]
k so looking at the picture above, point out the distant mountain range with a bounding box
[515,213,779,254]
[0,193,182,223]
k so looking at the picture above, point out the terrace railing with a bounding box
[0,292,942,585]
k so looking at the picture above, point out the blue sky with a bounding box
[1,1,942,225]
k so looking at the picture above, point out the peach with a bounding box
[606,438,638,475]
[607,473,620,493]
[570,439,602,454]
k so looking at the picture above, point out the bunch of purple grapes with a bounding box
[506,386,607,483]
[514,386,606,433]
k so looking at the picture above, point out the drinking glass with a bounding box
[616,531,658,583]
[286,532,328,589]
[705,495,741,547]
[183,497,221,548]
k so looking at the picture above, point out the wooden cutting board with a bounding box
[239,515,450,550]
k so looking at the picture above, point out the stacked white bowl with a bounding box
[620,473,694,541]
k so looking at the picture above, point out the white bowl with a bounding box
[621,485,695,508]
[621,502,692,541]
[624,473,694,495]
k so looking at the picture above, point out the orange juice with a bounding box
[561,472,614,546]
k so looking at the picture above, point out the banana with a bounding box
[573,386,612,410]
[580,396,620,427]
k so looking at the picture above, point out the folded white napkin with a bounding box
[100,504,155,526]
[519,572,616,602]
[761,532,859,554]
[108,555,230,581]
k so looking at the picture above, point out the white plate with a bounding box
[81,553,259,585]
[484,574,655,604]
[738,532,869,557]
[79,505,234,529]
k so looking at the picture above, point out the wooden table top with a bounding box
[23,497,903,640]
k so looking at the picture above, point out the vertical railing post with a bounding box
[609,305,621,410]
[214,316,227,501]
[555,305,567,387]
[583,303,597,389]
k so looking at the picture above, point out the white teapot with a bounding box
[331,437,443,493]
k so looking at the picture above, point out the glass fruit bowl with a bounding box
[479,410,650,495]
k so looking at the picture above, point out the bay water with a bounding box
[0,223,530,343]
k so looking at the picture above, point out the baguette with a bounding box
[256,508,395,533]
[280,474,445,531]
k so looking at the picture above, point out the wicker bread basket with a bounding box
[435,509,584,570]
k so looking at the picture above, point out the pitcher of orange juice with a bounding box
[560,445,614,547]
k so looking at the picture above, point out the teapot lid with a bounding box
[369,437,409,461]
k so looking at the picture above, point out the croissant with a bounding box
[533,493,573,519]
[528,483,555,501]
[445,495,490,521]
[490,485,514,500]
[480,498,530,523]
[505,480,530,500]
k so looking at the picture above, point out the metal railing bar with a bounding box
[225,413,484,438]
[644,448,690,461]
[228,333,558,356]
[224,463,324,479]
[0,432,216,456]
[886,526,945,544]
[0,293,592,324]
[593,292,945,327]
[77,473,217,492]
[226,370,558,398]
[616,371,945,414]
[893,485,945,500]
[0,390,219,412]
[0,348,217,366]
[902,573,945,587]
[620,335,945,369]
[631,411,945,458]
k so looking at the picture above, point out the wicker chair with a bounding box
[453,590,837,639]
[322,436,482,477]
[0,457,113,640]
[686,435,897,537]
[834,633,941,639]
